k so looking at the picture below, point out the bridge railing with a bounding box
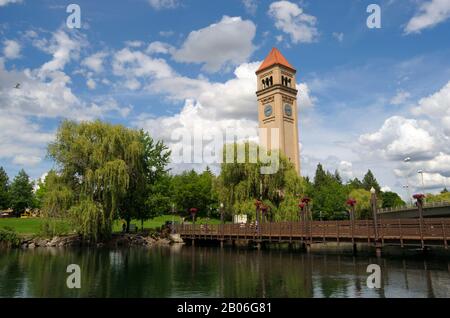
[378,201,450,214]
[174,219,450,243]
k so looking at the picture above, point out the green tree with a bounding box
[9,169,34,216]
[348,189,371,219]
[33,176,48,209]
[46,120,170,241]
[362,170,381,193]
[441,188,448,194]
[311,164,347,220]
[381,191,405,208]
[347,178,363,191]
[217,142,304,222]
[171,169,217,218]
[120,130,171,231]
[0,167,10,210]
[426,192,450,203]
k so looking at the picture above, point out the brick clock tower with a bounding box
[256,48,300,174]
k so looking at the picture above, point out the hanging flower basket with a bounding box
[261,205,268,213]
[298,202,305,209]
[413,194,425,200]
[189,208,198,215]
[346,199,357,207]
[301,197,311,204]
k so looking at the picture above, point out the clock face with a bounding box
[264,105,273,117]
[284,104,292,117]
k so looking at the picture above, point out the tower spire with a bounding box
[256,47,295,74]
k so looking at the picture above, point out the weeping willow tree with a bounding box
[45,120,169,241]
[216,142,305,222]
[40,170,74,236]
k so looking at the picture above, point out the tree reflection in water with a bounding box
[0,246,449,298]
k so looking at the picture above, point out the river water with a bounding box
[0,245,449,298]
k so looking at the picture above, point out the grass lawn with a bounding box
[0,218,47,235]
[0,215,222,235]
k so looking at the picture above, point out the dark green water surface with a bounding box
[1,245,449,297]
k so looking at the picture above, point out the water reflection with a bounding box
[0,246,449,298]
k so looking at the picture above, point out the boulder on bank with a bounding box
[17,233,173,249]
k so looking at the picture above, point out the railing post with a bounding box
[442,221,448,249]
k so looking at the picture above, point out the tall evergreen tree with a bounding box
[313,163,327,187]
[9,169,34,216]
[0,167,10,210]
[333,170,343,184]
[347,178,363,190]
[362,170,381,193]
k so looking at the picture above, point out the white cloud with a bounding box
[36,30,86,79]
[390,89,411,105]
[359,80,450,192]
[0,55,130,120]
[124,40,144,48]
[3,40,21,59]
[242,0,258,15]
[268,1,319,44]
[86,78,96,90]
[147,0,180,10]
[12,155,42,166]
[405,0,450,34]
[0,0,22,6]
[332,32,344,43]
[113,48,173,79]
[381,186,392,192]
[412,81,450,122]
[82,51,108,73]
[159,30,174,37]
[172,16,256,72]
[339,160,354,180]
[359,116,436,161]
[297,83,315,109]
[146,41,174,55]
[0,111,54,167]
[135,99,258,174]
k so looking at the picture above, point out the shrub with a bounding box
[0,227,21,248]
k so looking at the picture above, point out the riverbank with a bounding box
[17,232,184,249]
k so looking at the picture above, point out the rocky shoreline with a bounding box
[19,233,184,249]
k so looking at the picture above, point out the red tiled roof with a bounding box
[256,47,295,73]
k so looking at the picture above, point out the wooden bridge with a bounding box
[174,218,450,254]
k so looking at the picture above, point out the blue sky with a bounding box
[1,0,450,198]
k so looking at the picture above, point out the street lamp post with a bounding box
[417,170,426,203]
[370,187,379,242]
[404,157,413,205]
[413,194,425,249]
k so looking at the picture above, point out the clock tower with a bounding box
[256,48,300,174]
